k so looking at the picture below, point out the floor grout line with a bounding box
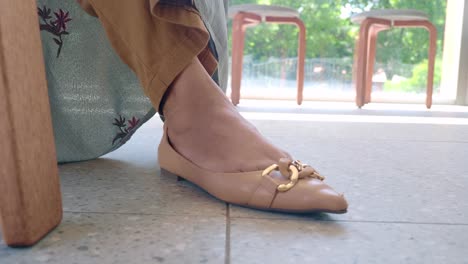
[224,203,231,264]
[62,210,225,218]
[61,211,468,226]
[229,216,468,226]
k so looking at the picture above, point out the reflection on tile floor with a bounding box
[2,102,468,263]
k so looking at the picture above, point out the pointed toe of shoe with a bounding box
[271,179,348,213]
[316,187,348,213]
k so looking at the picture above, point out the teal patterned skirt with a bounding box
[36,0,229,162]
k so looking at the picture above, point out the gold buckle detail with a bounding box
[262,160,325,192]
[262,164,299,192]
[291,160,304,171]
[292,160,325,181]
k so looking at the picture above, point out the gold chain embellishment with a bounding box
[293,160,326,181]
[262,160,325,192]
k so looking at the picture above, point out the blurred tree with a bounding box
[372,0,446,68]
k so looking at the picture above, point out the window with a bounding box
[228,0,456,104]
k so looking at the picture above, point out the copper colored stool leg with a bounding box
[355,19,375,108]
[352,38,360,106]
[293,17,306,105]
[393,20,437,109]
[230,13,244,106]
[231,12,259,106]
[365,24,390,104]
[365,26,378,104]
[355,17,392,108]
[425,21,437,109]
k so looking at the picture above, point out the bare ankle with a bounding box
[162,58,230,121]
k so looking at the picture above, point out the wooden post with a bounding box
[0,0,62,247]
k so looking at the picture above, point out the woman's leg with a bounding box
[80,0,288,172]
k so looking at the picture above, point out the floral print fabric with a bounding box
[38,6,72,58]
[37,0,228,163]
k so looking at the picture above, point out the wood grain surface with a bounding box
[0,0,62,247]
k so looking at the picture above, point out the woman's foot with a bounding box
[162,58,290,173]
[159,58,348,213]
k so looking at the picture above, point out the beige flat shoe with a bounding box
[158,126,348,214]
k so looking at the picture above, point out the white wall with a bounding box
[455,0,468,105]
[441,0,462,100]
[461,2,468,105]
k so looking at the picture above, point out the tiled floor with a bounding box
[2,101,468,264]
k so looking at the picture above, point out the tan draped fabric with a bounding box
[77,0,218,109]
